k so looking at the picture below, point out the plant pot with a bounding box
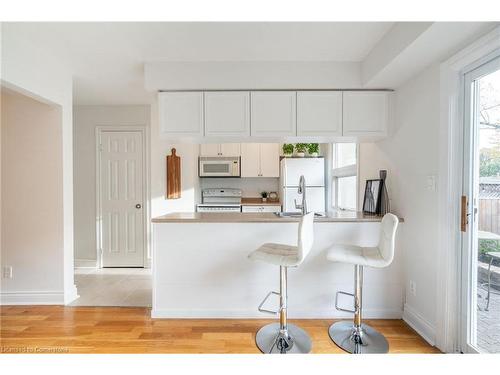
[296,152,306,157]
[262,198,267,202]
[283,153,293,158]
[309,152,318,157]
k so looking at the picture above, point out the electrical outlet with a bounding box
[409,280,416,297]
[2,266,13,279]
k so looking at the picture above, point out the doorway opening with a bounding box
[72,127,151,307]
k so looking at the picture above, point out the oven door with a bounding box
[199,158,240,177]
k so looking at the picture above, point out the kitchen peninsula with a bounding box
[151,212,404,319]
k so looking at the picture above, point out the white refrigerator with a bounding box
[280,158,326,213]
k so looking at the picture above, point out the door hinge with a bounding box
[99,143,103,152]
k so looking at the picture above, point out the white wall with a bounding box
[1,23,75,303]
[1,90,65,303]
[359,64,441,343]
[73,106,150,265]
[200,178,278,198]
[145,61,361,91]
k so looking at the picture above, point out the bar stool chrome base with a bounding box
[256,322,312,354]
[328,321,389,354]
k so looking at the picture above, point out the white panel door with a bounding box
[283,187,325,213]
[220,143,241,157]
[204,92,250,136]
[251,92,297,136]
[342,91,389,136]
[240,143,260,177]
[159,92,204,136]
[259,143,280,177]
[297,91,343,136]
[200,144,220,156]
[100,131,144,267]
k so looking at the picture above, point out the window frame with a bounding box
[331,143,359,211]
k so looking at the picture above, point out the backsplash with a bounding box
[200,177,279,198]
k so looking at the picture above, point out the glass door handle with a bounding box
[461,195,468,232]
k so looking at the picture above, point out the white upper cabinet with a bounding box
[204,92,250,136]
[240,143,261,177]
[342,91,390,137]
[241,143,280,178]
[259,143,280,177]
[220,143,241,156]
[199,144,220,157]
[200,143,240,157]
[297,91,342,136]
[159,92,204,136]
[250,92,297,137]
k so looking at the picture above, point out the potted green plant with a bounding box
[295,143,308,157]
[282,143,294,157]
[260,191,268,202]
[307,143,319,157]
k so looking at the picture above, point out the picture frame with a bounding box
[362,179,383,215]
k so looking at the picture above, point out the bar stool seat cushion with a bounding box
[326,244,389,268]
[248,243,301,267]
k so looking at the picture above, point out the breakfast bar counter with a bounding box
[152,211,399,223]
[151,211,404,320]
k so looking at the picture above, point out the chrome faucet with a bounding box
[294,175,308,215]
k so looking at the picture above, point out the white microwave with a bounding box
[199,157,240,177]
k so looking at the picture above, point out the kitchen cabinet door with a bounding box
[241,205,281,213]
[250,92,297,137]
[220,143,241,157]
[159,92,204,136]
[342,91,389,137]
[240,143,260,177]
[199,144,220,157]
[259,143,280,177]
[297,91,342,136]
[204,92,250,136]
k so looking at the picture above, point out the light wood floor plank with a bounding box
[0,306,440,354]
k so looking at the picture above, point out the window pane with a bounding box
[338,176,357,210]
[337,143,357,168]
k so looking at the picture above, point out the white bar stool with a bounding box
[248,212,315,354]
[326,213,399,354]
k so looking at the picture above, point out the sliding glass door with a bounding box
[461,54,500,353]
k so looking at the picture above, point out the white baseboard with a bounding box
[74,259,97,268]
[403,303,436,346]
[151,308,403,319]
[0,291,65,305]
[64,284,79,305]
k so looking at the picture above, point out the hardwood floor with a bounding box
[0,306,440,354]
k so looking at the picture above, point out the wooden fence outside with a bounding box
[479,198,500,234]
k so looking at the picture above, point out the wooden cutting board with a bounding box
[166,148,181,199]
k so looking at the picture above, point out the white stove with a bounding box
[197,188,242,213]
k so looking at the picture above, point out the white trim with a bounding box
[1,291,65,305]
[64,284,79,305]
[151,308,402,319]
[403,303,436,347]
[95,126,151,269]
[437,25,500,353]
[74,259,98,268]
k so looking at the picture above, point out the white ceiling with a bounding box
[4,22,496,105]
[4,22,394,105]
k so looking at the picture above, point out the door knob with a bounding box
[135,204,142,209]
